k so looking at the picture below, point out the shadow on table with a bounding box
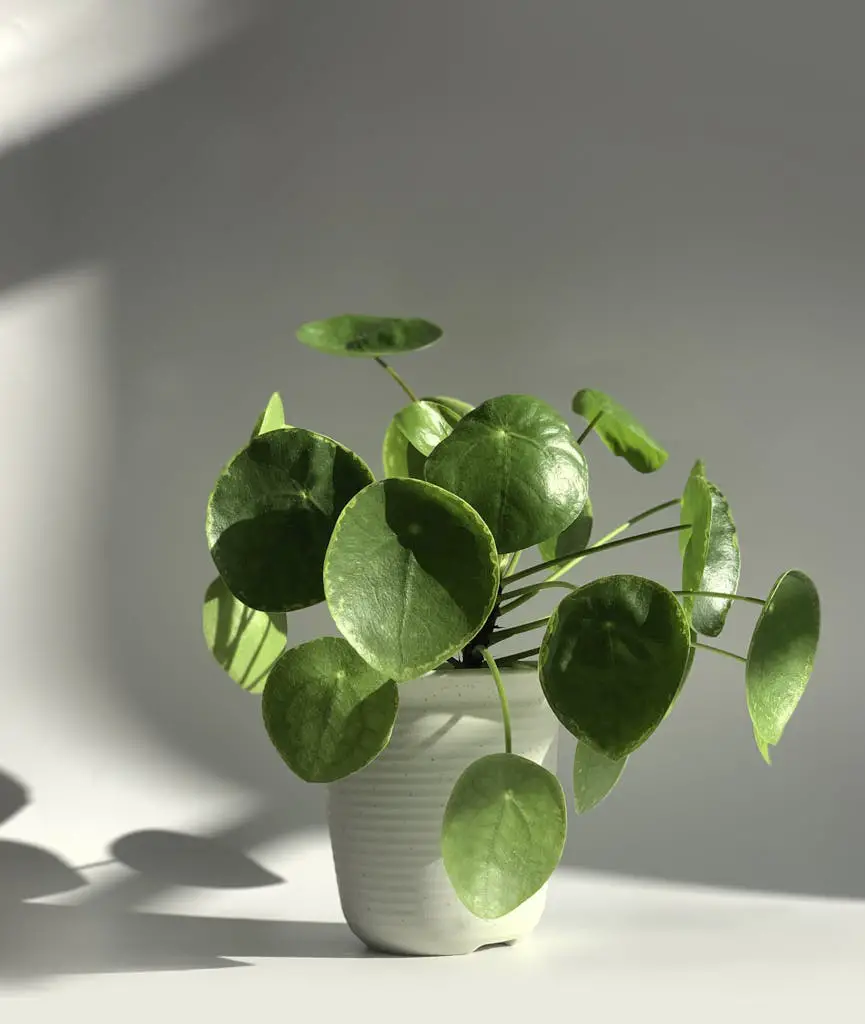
[0,768,373,981]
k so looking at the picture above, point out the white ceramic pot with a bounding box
[326,665,560,956]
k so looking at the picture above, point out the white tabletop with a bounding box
[2,823,863,1022]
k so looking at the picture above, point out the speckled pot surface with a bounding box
[326,666,559,956]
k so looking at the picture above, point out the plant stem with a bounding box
[504,522,689,587]
[577,411,604,445]
[489,616,550,645]
[495,646,541,668]
[498,580,577,614]
[693,641,747,664]
[480,647,512,754]
[502,550,522,577]
[374,356,419,402]
[675,590,765,606]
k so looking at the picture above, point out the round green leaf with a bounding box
[680,462,741,637]
[262,637,398,783]
[324,478,499,682]
[572,388,668,473]
[206,428,374,612]
[442,753,567,920]
[382,396,472,479]
[296,314,442,358]
[250,391,285,439]
[539,575,691,759]
[572,742,627,814]
[425,394,590,553]
[393,400,455,456]
[746,569,820,751]
[202,577,287,692]
[538,497,593,563]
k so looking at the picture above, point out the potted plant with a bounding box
[202,315,821,957]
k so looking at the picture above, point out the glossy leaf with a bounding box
[539,497,594,563]
[202,577,287,692]
[441,753,567,919]
[324,478,499,681]
[572,388,668,473]
[251,391,285,439]
[382,396,472,479]
[540,575,691,759]
[296,314,442,358]
[746,570,820,752]
[262,636,398,783]
[679,460,706,556]
[393,400,454,456]
[572,743,627,814]
[680,463,741,637]
[754,727,773,765]
[425,394,590,553]
[206,428,374,612]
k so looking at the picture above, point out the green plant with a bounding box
[202,315,821,920]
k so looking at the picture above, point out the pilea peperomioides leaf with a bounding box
[572,742,628,814]
[539,575,691,759]
[680,461,741,637]
[323,478,500,681]
[393,400,456,457]
[250,391,286,439]
[572,388,668,473]
[296,314,443,358]
[441,753,567,919]
[206,428,374,612]
[746,569,820,757]
[382,396,472,479]
[538,497,594,563]
[425,394,589,553]
[202,577,287,692]
[262,636,398,783]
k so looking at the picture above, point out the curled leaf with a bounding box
[572,389,668,473]
[296,315,442,358]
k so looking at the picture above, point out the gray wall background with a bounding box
[2,1,864,897]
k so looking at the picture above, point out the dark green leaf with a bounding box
[680,463,741,637]
[382,396,472,479]
[538,497,593,562]
[572,388,668,473]
[250,391,285,439]
[206,428,374,612]
[262,637,398,782]
[441,753,567,919]
[296,314,442,358]
[746,569,820,752]
[393,400,454,456]
[539,575,691,758]
[425,394,590,553]
[324,478,499,681]
[572,743,627,813]
[202,577,287,692]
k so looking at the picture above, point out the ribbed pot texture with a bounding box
[326,665,560,956]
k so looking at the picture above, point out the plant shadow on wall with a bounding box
[0,769,372,980]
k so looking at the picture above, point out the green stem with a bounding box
[498,580,577,615]
[374,356,419,402]
[675,590,765,606]
[694,641,747,664]
[502,550,522,577]
[505,522,689,587]
[489,616,550,646]
[577,411,604,445]
[495,646,541,668]
[480,647,512,754]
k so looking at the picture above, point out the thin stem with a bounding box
[577,411,604,445]
[480,647,512,754]
[694,641,747,664]
[504,523,690,587]
[675,590,765,606]
[495,646,541,668]
[498,580,577,615]
[489,616,550,646]
[374,356,419,402]
[502,550,522,577]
